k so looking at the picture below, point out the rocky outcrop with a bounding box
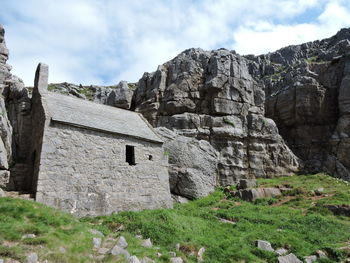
[46,81,135,109]
[246,28,350,181]
[133,48,299,188]
[156,127,219,199]
[0,25,32,191]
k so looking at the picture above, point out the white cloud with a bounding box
[1,0,350,86]
[232,0,350,55]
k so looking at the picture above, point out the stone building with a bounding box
[30,63,172,216]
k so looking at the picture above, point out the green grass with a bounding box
[0,198,95,262]
[0,173,349,262]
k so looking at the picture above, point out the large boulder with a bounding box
[156,127,218,199]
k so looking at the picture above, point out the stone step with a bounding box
[5,191,34,201]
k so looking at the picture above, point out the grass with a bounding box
[0,173,349,262]
[0,198,95,262]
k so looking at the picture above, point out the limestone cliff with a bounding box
[0,25,32,191]
[245,28,350,181]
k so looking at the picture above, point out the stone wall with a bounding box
[35,122,172,216]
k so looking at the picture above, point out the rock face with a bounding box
[0,25,31,191]
[156,127,218,199]
[246,28,350,181]
[133,48,300,188]
[46,81,135,109]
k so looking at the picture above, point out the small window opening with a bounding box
[126,145,136,165]
[148,155,153,161]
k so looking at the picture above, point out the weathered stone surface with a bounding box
[0,188,5,197]
[129,255,141,263]
[89,229,104,237]
[156,127,218,199]
[110,245,130,258]
[304,255,317,263]
[93,237,102,249]
[197,247,205,262]
[324,204,350,217]
[106,81,133,109]
[256,240,274,252]
[277,253,302,263]
[46,81,135,110]
[169,257,184,263]
[35,122,172,216]
[275,248,288,256]
[0,170,9,188]
[117,236,128,249]
[31,65,172,216]
[141,257,155,263]
[133,47,299,197]
[26,252,38,263]
[253,28,350,181]
[237,179,256,189]
[142,238,152,248]
[236,188,282,202]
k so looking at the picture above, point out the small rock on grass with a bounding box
[175,243,180,251]
[89,229,104,237]
[275,248,288,256]
[98,247,110,255]
[142,238,152,248]
[169,252,176,257]
[256,240,274,252]
[304,255,317,263]
[0,259,4,263]
[316,250,327,258]
[110,245,130,258]
[170,257,183,263]
[197,247,205,262]
[277,253,302,263]
[22,234,36,239]
[141,257,155,263]
[129,255,141,263]
[59,247,66,253]
[93,237,102,249]
[27,252,38,263]
[117,236,128,249]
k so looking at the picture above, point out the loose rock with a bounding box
[169,257,184,263]
[277,253,303,263]
[93,237,102,249]
[117,236,128,249]
[89,229,104,237]
[141,257,155,263]
[21,234,36,239]
[304,255,317,263]
[275,248,288,256]
[197,247,206,262]
[316,250,327,258]
[256,240,274,252]
[237,179,257,189]
[110,245,130,259]
[142,238,152,248]
[129,255,141,263]
[26,252,38,263]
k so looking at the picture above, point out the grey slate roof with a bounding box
[42,92,163,143]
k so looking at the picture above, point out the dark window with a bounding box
[126,145,136,165]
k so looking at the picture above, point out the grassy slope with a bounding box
[0,173,349,263]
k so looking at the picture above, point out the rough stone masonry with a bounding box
[30,63,172,216]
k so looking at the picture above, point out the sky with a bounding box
[1,0,350,86]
